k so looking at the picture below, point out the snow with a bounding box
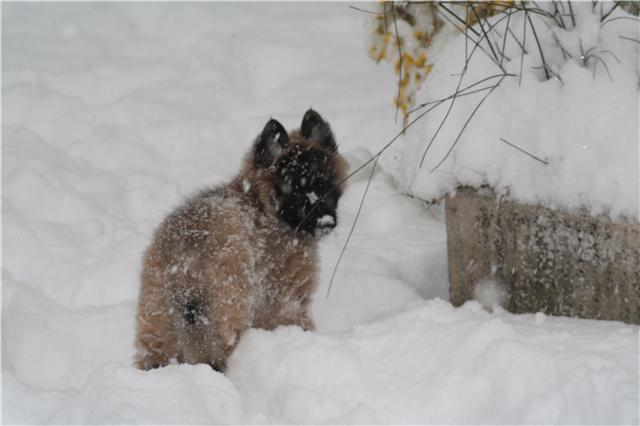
[306,191,319,204]
[230,301,638,424]
[396,2,640,221]
[473,278,506,312]
[316,214,334,226]
[2,3,638,425]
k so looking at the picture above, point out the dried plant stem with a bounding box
[418,19,472,168]
[599,49,621,63]
[620,35,640,44]
[430,75,506,172]
[601,16,640,28]
[438,19,494,64]
[500,7,513,68]
[600,1,621,22]
[437,2,480,36]
[590,54,613,80]
[552,31,573,60]
[421,4,525,169]
[435,5,496,65]
[519,8,528,86]
[507,26,528,54]
[438,2,528,70]
[409,72,515,113]
[469,3,502,67]
[524,5,551,80]
[552,1,567,29]
[567,1,576,28]
[326,156,378,298]
[499,138,549,165]
[347,5,391,16]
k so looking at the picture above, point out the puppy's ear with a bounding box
[254,119,289,168]
[301,109,337,152]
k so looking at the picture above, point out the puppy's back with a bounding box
[136,185,261,369]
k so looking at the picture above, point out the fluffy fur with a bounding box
[134,109,347,372]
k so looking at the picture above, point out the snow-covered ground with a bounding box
[2,3,638,424]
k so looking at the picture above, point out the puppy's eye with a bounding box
[280,181,292,195]
[317,173,330,183]
[324,195,337,209]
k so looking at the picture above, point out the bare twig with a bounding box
[499,137,549,165]
[464,3,469,66]
[567,1,576,29]
[348,4,391,15]
[590,54,613,80]
[439,3,527,70]
[438,2,480,36]
[583,46,597,61]
[619,35,640,44]
[579,39,617,81]
[419,8,474,168]
[418,72,466,168]
[601,16,640,27]
[524,4,551,80]
[519,9,528,86]
[420,3,526,168]
[552,0,567,29]
[601,1,621,22]
[557,1,567,19]
[430,75,507,172]
[326,156,378,298]
[508,4,563,23]
[409,72,516,113]
[479,7,510,63]
[435,4,496,64]
[500,7,513,68]
[531,65,564,84]
[411,85,495,110]
[507,25,528,54]
[551,31,573,60]
[599,49,621,63]
[469,2,503,67]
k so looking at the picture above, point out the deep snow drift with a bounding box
[2,3,638,424]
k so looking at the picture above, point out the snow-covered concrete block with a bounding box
[445,186,640,324]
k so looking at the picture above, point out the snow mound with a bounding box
[56,363,241,424]
[231,299,638,424]
[398,3,639,221]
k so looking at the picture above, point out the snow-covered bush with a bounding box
[372,1,639,221]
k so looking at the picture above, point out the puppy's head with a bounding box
[248,109,347,237]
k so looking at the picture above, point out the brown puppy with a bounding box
[134,109,347,372]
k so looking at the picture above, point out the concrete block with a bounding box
[445,186,640,324]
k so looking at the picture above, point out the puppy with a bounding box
[134,109,347,372]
